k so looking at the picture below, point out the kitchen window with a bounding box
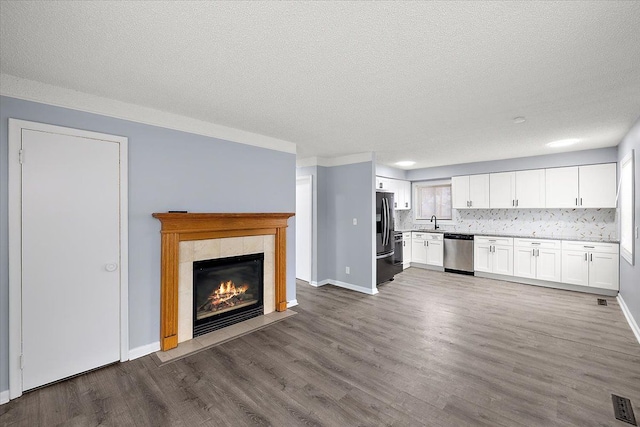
[414,181,452,220]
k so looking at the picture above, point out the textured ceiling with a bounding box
[1,1,640,169]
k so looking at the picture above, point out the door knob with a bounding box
[105,263,118,272]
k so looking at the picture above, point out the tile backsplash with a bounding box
[395,208,617,241]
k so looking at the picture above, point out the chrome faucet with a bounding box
[430,215,439,230]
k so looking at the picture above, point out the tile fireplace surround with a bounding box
[152,213,294,351]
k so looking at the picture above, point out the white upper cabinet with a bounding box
[578,163,617,208]
[545,166,579,208]
[397,180,412,210]
[491,169,546,209]
[375,176,411,210]
[489,172,515,208]
[452,174,489,209]
[515,169,546,208]
[452,176,470,209]
[545,164,616,208]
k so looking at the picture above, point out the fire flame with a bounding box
[214,280,249,297]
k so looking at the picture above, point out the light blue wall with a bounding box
[323,162,375,290]
[0,96,296,392]
[407,147,618,181]
[618,117,640,333]
[297,162,375,292]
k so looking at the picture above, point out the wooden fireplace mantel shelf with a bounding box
[153,212,294,351]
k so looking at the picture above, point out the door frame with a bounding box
[8,119,129,399]
[295,175,313,282]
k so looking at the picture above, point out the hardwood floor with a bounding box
[2,268,639,426]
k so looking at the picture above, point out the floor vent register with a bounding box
[612,394,637,425]
[597,298,608,306]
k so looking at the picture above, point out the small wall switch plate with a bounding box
[346,266,350,274]
[352,218,357,225]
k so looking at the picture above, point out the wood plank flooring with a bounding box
[2,268,639,426]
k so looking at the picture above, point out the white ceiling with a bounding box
[1,1,640,169]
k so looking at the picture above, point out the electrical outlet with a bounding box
[345,266,350,274]
[352,218,357,225]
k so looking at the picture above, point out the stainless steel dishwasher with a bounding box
[444,233,474,275]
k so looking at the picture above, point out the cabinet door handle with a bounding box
[423,241,426,247]
[576,198,578,206]
[516,199,519,207]
[403,241,405,247]
[584,252,588,261]
[512,200,515,206]
[394,202,397,208]
[590,253,593,262]
[405,202,408,207]
[427,241,429,247]
[580,197,583,206]
[470,200,472,207]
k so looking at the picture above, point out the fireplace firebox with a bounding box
[192,253,264,337]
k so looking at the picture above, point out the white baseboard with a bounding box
[330,280,379,295]
[310,278,378,295]
[618,294,640,346]
[129,341,161,360]
[309,279,330,287]
[0,389,9,405]
[286,299,299,308]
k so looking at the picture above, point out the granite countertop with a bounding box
[398,228,619,244]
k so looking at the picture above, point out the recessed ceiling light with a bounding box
[513,116,526,124]
[396,161,416,167]
[546,138,580,148]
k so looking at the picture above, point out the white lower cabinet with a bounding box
[402,232,412,269]
[561,241,619,290]
[513,238,561,282]
[411,232,443,267]
[474,236,513,275]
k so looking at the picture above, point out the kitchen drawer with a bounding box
[402,232,412,240]
[412,232,442,240]
[514,238,560,249]
[562,240,619,254]
[475,236,513,246]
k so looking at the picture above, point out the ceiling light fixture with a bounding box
[546,138,580,148]
[513,116,526,124]
[395,161,416,167]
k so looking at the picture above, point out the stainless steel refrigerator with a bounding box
[376,191,396,284]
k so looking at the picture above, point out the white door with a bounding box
[451,176,470,209]
[411,238,427,264]
[515,169,546,208]
[469,174,490,208]
[536,249,562,282]
[489,172,515,208]
[493,246,514,276]
[588,251,619,290]
[546,167,579,208]
[402,234,412,267]
[513,247,536,279]
[561,250,589,286]
[579,164,617,208]
[295,176,312,282]
[21,129,122,391]
[474,243,492,273]
[425,240,444,267]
